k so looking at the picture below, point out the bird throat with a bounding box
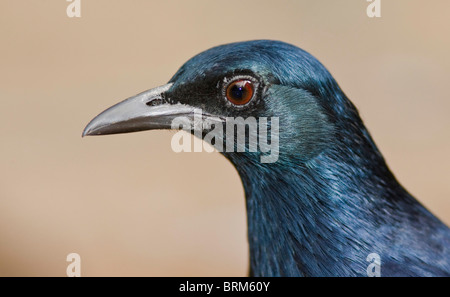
[238,163,341,277]
[232,134,402,277]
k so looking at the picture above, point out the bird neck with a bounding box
[231,126,413,276]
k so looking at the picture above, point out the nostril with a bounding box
[146,98,163,106]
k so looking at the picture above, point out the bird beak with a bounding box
[82,83,197,137]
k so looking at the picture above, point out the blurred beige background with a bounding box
[0,0,449,276]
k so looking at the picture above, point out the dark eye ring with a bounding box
[225,79,255,105]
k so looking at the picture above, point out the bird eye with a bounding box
[226,79,254,105]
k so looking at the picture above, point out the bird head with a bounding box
[83,40,447,277]
[83,40,360,168]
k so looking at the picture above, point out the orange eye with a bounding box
[226,79,254,105]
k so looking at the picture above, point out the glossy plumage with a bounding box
[84,40,450,276]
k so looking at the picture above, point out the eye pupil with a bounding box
[230,84,246,100]
[226,79,254,105]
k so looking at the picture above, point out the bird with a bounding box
[83,40,450,277]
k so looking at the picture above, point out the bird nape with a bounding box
[83,40,450,277]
